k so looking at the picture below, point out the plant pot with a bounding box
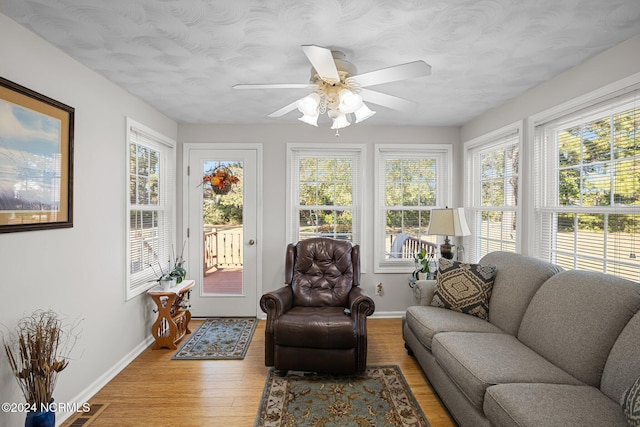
[25,405,55,427]
[160,277,175,291]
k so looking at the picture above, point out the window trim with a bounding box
[463,122,523,262]
[373,144,453,273]
[285,143,366,267]
[125,118,176,300]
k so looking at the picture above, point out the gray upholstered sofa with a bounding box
[402,251,640,427]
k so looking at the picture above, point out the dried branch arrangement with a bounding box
[3,309,81,406]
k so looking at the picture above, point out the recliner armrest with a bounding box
[260,285,294,318]
[348,287,375,317]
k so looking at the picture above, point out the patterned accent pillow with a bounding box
[621,375,640,426]
[430,258,497,320]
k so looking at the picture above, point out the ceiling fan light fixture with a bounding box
[296,93,321,116]
[298,111,319,126]
[331,114,351,130]
[354,103,376,123]
[239,45,431,131]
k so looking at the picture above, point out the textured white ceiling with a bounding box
[2,0,640,126]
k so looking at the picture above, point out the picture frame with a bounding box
[0,77,74,233]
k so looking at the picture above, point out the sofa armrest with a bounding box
[413,280,437,306]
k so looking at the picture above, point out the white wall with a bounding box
[462,33,640,141]
[177,124,461,316]
[0,13,177,427]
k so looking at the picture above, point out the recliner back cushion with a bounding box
[518,270,640,387]
[479,251,563,335]
[291,238,355,307]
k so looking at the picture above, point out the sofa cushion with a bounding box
[484,383,628,427]
[431,259,497,320]
[602,311,640,403]
[479,251,563,335]
[405,305,503,350]
[518,270,640,387]
[622,376,640,427]
[432,332,582,409]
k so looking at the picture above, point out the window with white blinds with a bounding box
[534,88,640,281]
[465,128,520,262]
[287,144,364,245]
[126,118,176,300]
[374,144,452,272]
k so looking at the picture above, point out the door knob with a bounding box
[248,239,255,245]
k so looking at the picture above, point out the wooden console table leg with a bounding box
[150,294,179,350]
[184,310,192,334]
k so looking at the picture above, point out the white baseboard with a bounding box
[56,335,155,426]
[370,311,405,319]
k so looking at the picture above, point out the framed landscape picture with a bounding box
[0,77,74,233]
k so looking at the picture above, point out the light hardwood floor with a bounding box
[67,318,456,426]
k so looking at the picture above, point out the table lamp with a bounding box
[427,207,471,259]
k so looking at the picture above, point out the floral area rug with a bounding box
[172,317,257,360]
[255,365,431,427]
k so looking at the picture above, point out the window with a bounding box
[126,118,176,300]
[374,145,452,272]
[534,88,640,281]
[465,126,520,262]
[287,144,364,245]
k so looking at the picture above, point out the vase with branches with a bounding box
[3,309,81,427]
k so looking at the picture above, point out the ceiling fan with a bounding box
[233,45,431,132]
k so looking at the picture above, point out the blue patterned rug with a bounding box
[255,365,430,426]
[172,317,257,360]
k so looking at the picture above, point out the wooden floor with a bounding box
[68,318,456,427]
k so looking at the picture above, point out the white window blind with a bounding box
[126,119,175,299]
[287,145,364,245]
[465,130,520,263]
[534,88,640,281]
[374,145,452,273]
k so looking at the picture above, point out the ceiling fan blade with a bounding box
[301,45,340,83]
[233,83,315,90]
[268,100,300,117]
[359,88,418,111]
[351,61,431,88]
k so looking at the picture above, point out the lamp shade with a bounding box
[354,103,376,123]
[296,93,321,116]
[338,89,363,113]
[427,208,471,237]
[298,111,319,126]
[330,113,351,129]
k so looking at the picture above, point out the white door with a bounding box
[186,146,260,317]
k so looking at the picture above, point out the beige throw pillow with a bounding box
[431,258,497,320]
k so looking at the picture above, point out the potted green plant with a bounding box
[3,309,80,427]
[169,242,187,285]
[413,248,435,280]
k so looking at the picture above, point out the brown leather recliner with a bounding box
[260,237,375,374]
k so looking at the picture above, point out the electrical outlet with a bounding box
[375,283,384,296]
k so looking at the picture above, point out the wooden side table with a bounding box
[148,279,195,350]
